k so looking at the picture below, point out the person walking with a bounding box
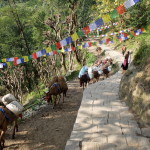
[122,45,126,56]
[121,51,130,74]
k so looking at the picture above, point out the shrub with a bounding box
[134,40,150,66]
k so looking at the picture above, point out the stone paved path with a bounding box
[65,45,150,150]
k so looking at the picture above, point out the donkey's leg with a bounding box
[12,119,18,139]
[0,130,6,149]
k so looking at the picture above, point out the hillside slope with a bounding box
[119,57,150,126]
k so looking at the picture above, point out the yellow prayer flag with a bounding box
[71,32,79,41]
[78,45,82,49]
[148,25,150,30]
[2,58,6,62]
[130,31,134,35]
[61,49,65,52]
[46,47,51,53]
[6,62,10,66]
[23,56,29,62]
[102,14,111,23]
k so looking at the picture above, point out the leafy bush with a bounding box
[86,52,96,66]
[134,40,150,66]
[66,70,79,81]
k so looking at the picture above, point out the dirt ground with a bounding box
[5,79,83,150]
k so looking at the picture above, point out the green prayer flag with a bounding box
[110,10,119,19]
[0,59,2,63]
[77,30,85,37]
[51,44,56,50]
[28,55,32,60]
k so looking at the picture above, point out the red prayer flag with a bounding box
[82,26,90,35]
[141,28,145,32]
[32,52,38,59]
[13,57,18,66]
[71,47,75,51]
[56,42,62,49]
[123,33,128,37]
[106,39,110,44]
[53,50,57,55]
[116,5,126,15]
[88,42,92,47]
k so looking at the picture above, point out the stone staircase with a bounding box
[65,47,150,150]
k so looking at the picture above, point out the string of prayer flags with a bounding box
[0,0,142,68]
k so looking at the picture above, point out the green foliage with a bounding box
[122,0,150,28]
[134,40,150,66]
[85,52,96,66]
[65,70,79,81]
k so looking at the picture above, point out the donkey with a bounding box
[0,106,18,150]
[43,82,62,108]
[79,74,90,90]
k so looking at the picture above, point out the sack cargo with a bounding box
[6,101,23,115]
[2,94,17,105]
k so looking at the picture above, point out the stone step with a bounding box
[65,140,148,150]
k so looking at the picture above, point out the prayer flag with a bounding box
[2,59,6,62]
[60,39,67,47]
[95,18,104,27]
[71,32,79,41]
[56,42,61,49]
[71,47,75,51]
[133,0,139,3]
[46,47,52,53]
[23,56,29,62]
[51,44,56,50]
[124,0,135,9]
[65,48,68,52]
[88,42,92,47]
[53,50,57,55]
[116,5,126,15]
[110,10,119,19]
[6,58,14,62]
[41,49,46,55]
[61,49,65,52]
[36,51,42,57]
[6,62,11,67]
[32,52,38,59]
[82,26,90,35]
[89,23,97,31]
[77,30,85,37]
[102,14,111,23]
[0,63,3,68]
[66,37,73,44]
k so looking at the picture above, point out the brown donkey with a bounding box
[0,106,18,150]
